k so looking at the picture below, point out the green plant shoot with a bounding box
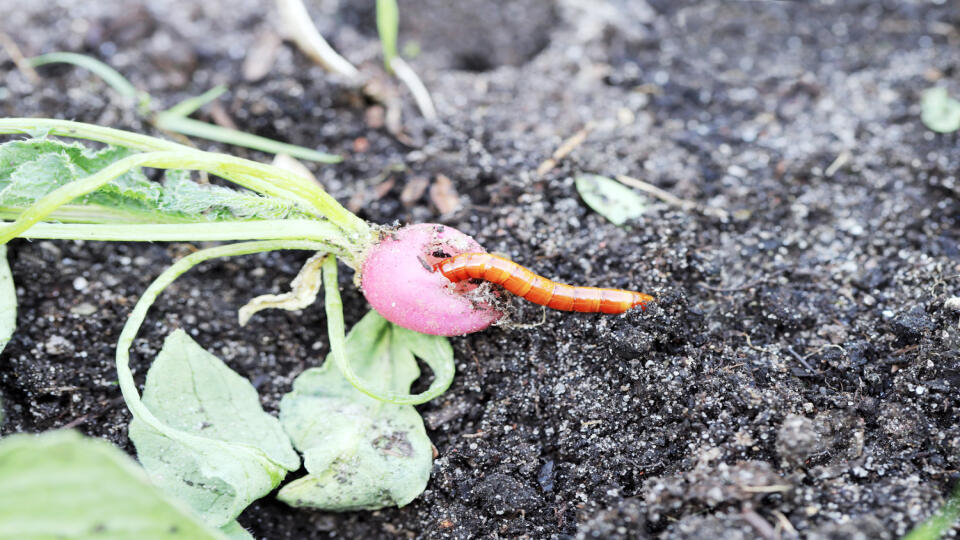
[0,117,457,525]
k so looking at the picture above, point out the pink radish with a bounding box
[360,223,501,336]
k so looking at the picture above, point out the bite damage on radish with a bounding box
[360,223,502,336]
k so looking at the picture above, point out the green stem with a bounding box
[19,220,349,256]
[28,52,140,99]
[376,0,400,71]
[321,256,453,405]
[116,240,330,449]
[162,86,228,118]
[155,114,342,164]
[209,157,369,239]
[0,118,190,152]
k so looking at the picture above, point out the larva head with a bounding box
[360,223,502,336]
[632,292,655,310]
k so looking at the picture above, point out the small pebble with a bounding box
[70,303,97,316]
[44,335,74,355]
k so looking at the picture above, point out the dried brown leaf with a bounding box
[429,174,461,215]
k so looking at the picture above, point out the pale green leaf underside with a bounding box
[130,330,299,527]
[278,310,434,510]
[921,87,960,134]
[0,245,16,355]
[220,521,255,540]
[575,173,648,226]
[0,430,228,540]
[0,138,309,223]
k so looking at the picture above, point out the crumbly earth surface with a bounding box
[1,1,959,538]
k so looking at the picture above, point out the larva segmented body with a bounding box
[434,252,654,314]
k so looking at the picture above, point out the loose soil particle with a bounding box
[1,1,959,539]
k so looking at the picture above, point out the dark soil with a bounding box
[2,0,960,538]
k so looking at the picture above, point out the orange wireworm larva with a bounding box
[434,252,654,314]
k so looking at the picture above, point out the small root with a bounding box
[494,302,547,331]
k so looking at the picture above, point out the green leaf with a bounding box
[376,0,400,70]
[321,257,455,404]
[0,138,310,223]
[902,481,960,540]
[129,330,300,527]
[0,245,15,355]
[0,118,371,238]
[575,173,648,226]
[0,430,228,540]
[921,87,960,133]
[159,169,308,220]
[220,521,255,540]
[277,310,436,510]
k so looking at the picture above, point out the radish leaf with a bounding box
[277,310,435,510]
[575,173,648,226]
[0,430,229,539]
[220,521,256,540]
[902,481,960,540]
[0,138,309,224]
[921,87,960,134]
[129,330,299,527]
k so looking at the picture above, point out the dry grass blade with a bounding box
[536,124,593,176]
[616,174,729,220]
[0,32,40,84]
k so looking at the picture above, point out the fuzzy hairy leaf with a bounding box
[575,173,648,226]
[277,310,438,510]
[0,430,228,540]
[129,330,299,527]
[0,138,307,223]
[220,521,255,540]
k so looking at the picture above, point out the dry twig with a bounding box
[616,174,729,219]
[0,32,40,84]
[536,124,594,176]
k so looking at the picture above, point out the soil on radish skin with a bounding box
[2,0,960,538]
